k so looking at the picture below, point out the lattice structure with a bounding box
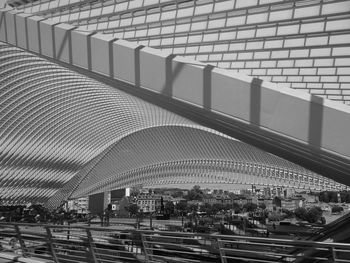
[13,0,350,105]
[1,42,344,206]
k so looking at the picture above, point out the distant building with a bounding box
[263,188,271,198]
[299,193,319,203]
[281,199,300,211]
[203,195,232,205]
[110,189,127,203]
[187,200,204,207]
[67,197,88,214]
[258,199,273,211]
[230,189,242,195]
[137,194,159,213]
[136,194,172,213]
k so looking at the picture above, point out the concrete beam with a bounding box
[90,33,116,77]
[39,19,60,58]
[139,47,173,93]
[15,12,32,49]
[71,29,96,70]
[54,23,76,63]
[171,56,209,107]
[26,15,46,54]
[0,7,12,42]
[113,39,143,85]
[5,10,17,45]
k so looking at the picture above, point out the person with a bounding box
[99,212,104,226]
[104,204,112,226]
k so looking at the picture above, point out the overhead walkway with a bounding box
[1,7,350,189]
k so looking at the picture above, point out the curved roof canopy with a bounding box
[0,42,344,207]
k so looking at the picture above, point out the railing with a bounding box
[0,222,349,263]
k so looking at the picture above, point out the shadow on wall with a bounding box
[250,77,263,127]
[308,95,323,150]
[249,77,324,150]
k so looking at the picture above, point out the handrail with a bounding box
[1,222,349,263]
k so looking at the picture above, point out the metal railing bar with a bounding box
[214,236,350,249]
[93,251,136,257]
[143,238,210,245]
[150,255,202,263]
[54,248,87,254]
[223,255,287,263]
[55,257,87,263]
[44,226,59,262]
[333,248,350,253]
[144,244,207,253]
[221,242,331,253]
[53,249,86,255]
[31,256,54,260]
[93,254,140,261]
[219,240,296,248]
[142,236,204,242]
[96,259,131,263]
[28,255,53,261]
[224,248,332,261]
[93,236,133,241]
[220,247,296,258]
[143,239,204,247]
[146,247,213,257]
[54,249,86,255]
[85,228,99,263]
[93,247,135,254]
[55,253,87,260]
[51,242,86,248]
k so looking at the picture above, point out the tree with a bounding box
[200,203,213,216]
[305,207,323,223]
[273,197,282,207]
[258,203,266,210]
[295,207,323,223]
[329,192,338,203]
[188,203,199,213]
[319,191,329,203]
[118,197,130,217]
[211,203,224,214]
[332,205,344,214]
[175,201,188,227]
[294,207,307,221]
[320,191,339,203]
[171,191,184,198]
[130,187,141,198]
[340,191,350,203]
[175,201,187,216]
[281,209,294,218]
[243,203,257,212]
[126,204,139,217]
[186,185,203,201]
[165,201,175,215]
[346,192,350,203]
[268,211,283,221]
[232,202,241,214]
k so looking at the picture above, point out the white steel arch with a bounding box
[0,42,342,206]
